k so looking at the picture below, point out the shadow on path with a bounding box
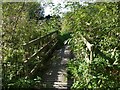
[42,32,73,89]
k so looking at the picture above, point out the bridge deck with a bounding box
[42,45,73,89]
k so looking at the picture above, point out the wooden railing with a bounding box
[80,34,94,63]
[23,30,59,77]
[2,30,60,79]
[23,30,59,61]
[80,34,115,64]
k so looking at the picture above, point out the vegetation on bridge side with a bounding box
[65,2,120,89]
[2,1,120,90]
[2,2,61,89]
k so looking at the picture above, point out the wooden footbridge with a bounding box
[3,30,95,89]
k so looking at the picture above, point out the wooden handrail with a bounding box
[80,34,93,52]
[3,30,60,79]
[80,34,94,62]
[23,30,59,47]
[29,41,58,76]
[24,37,57,62]
[22,30,59,77]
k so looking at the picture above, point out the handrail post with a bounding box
[90,44,93,63]
[90,51,93,63]
[80,34,94,63]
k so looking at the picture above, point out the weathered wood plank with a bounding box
[24,37,57,63]
[80,34,93,51]
[80,34,94,62]
[29,41,58,77]
[23,30,59,47]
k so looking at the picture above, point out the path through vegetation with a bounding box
[42,44,73,89]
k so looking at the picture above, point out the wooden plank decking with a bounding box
[42,45,73,89]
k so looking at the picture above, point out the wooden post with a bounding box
[90,51,93,63]
[85,47,89,63]
[80,34,94,63]
[90,45,93,63]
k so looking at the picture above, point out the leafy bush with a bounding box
[5,76,41,89]
[66,2,120,89]
[2,2,61,88]
[67,57,120,89]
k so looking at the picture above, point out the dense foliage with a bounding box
[65,2,120,89]
[2,2,61,89]
[2,1,120,89]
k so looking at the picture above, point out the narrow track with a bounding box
[43,45,73,89]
